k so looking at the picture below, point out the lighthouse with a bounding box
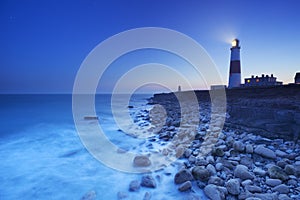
[228,39,241,88]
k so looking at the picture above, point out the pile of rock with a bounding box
[172,129,300,200]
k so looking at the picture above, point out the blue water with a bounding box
[0,94,206,200]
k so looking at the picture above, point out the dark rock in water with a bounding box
[141,175,156,188]
[268,166,289,181]
[178,181,192,192]
[117,191,128,199]
[129,180,140,192]
[192,166,210,181]
[133,155,151,167]
[143,192,151,200]
[128,105,134,108]
[84,116,98,120]
[174,169,193,184]
[81,190,96,200]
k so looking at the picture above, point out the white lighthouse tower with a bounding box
[228,39,241,88]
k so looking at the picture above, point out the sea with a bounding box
[0,94,207,200]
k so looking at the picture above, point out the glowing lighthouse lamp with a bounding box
[228,39,241,88]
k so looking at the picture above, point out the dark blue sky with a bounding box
[1,0,299,93]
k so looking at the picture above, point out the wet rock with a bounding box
[234,165,254,180]
[196,181,206,189]
[245,144,254,154]
[273,184,289,194]
[215,163,223,171]
[81,190,96,200]
[278,194,292,200]
[195,158,208,166]
[208,176,225,186]
[241,179,253,187]
[133,155,151,167]
[266,178,282,187]
[129,180,140,192]
[192,166,210,181]
[245,185,262,193]
[253,167,266,176]
[287,179,297,186]
[117,191,128,199]
[174,169,193,184]
[284,164,295,175]
[254,145,276,159]
[141,175,156,188]
[276,150,288,158]
[252,193,278,200]
[178,181,192,192]
[184,149,192,158]
[204,184,225,200]
[226,179,240,195]
[206,164,217,175]
[240,157,253,168]
[233,141,245,152]
[268,165,289,181]
[143,192,151,200]
[212,147,225,157]
[277,160,288,168]
[206,155,215,164]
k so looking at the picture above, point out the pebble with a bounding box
[234,165,254,180]
[241,179,253,187]
[226,179,240,195]
[272,184,290,194]
[206,164,217,175]
[204,184,226,200]
[81,190,96,200]
[266,178,282,187]
[141,175,156,188]
[253,167,266,176]
[178,181,192,192]
[268,165,289,181]
[215,163,223,171]
[117,192,128,200]
[174,169,193,184]
[278,194,292,200]
[254,145,276,159]
[192,166,210,181]
[245,144,254,154]
[208,176,225,186]
[233,141,245,152]
[245,185,262,193]
[129,180,140,192]
[133,155,151,167]
[143,192,151,200]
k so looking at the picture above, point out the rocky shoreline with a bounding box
[122,87,300,200]
[81,87,300,200]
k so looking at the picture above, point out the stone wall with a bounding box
[150,84,300,141]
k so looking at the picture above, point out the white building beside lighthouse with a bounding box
[228,39,242,88]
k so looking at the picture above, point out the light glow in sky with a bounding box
[1,0,299,93]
